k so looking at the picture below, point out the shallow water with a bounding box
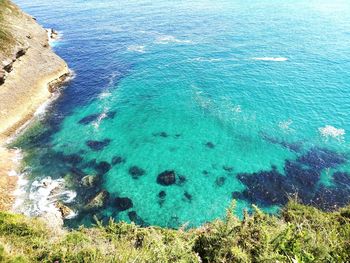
[13,0,350,228]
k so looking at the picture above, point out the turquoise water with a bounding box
[13,0,350,228]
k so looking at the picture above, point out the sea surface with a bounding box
[12,0,350,228]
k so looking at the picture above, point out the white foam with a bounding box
[99,91,112,99]
[278,119,294,132]
[47,28,62,47]
[252,57,288,62]
[319,125,345,141]
[191,57,222,62]
[155,35,192,44]
[232,105,242,113]
[13,176,77,219]
[127,45,146,53]
[92,108,110,129]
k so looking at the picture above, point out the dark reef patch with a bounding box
[115,197,133,211]
[297,147,346,171]
[157,170,176,186]
[82,159,98,169]
[153,131,168,138]
[128,166,146,179]
[111,156,125,165]
[261,132,302,152]
[202,170,209,176]
[215,177,226,187]
[184,191,192,201]
[70,167,87,177]
[333,172,350,186]
[158,190,166,199]
[223,166,234,173]
[205,142,215,149]
[234,147,349,210]
[86,139,111,151]
[78,110,117,125]
[95,161,111,175]
[177,175,187,186]
[78,113,100,125]
[62,153,83,165]
[158,190,166,206]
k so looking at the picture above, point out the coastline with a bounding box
[0,1,70,211]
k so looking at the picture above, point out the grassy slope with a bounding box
[0,0,15,54]
[0,201,349,262]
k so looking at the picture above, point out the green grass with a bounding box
[0,201,349,262]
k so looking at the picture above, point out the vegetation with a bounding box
[0,0,15,53]
[0,201,349,262]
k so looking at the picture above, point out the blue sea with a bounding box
[13,0,350,228]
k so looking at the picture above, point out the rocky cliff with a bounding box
[0,0,69,210]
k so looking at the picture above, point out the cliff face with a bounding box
[0,0,69,210]
[0,0,69,140]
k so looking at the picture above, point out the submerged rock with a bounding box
[158,190,166,206]
[84,190,109,211]
[177,175,187,186]
[78,111,117,125]
[215,177,226,187]
[70,167,87,177]
[86,139,111,151]
[115,197,133,211]
[333,172,350,186]
[261,133,302,153]
[205,142,215,149]
[184,191,192,201]
[128,166,145,179]
[297,147,346,171]
[95,161,111,175]
[62,153,83,166]
[153,131,169,138]
[223,166,234,172]
[79,113,100,125]
[128,211,147,226]
[82,159,98,169]
[158,190,166,199]
[157,170,176,186]
[231,191,241,199]
[112,156,125,165]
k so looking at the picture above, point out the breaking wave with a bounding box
[319,125,345,141]
[252,57,288,62]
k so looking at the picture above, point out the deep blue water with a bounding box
[13,0,350,228]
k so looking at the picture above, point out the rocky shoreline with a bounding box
[0,1,70,217]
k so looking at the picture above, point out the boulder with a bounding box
[84,190,109,210]
[157,170,176,186]
[81,175,97,187]
[55,202,73,219]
